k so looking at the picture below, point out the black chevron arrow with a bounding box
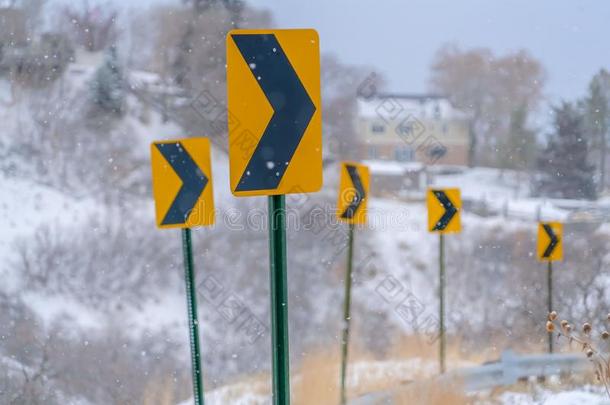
[542,223,559,258]
[431,190,457,231]
[341,165,366,219]
[231,33,316,192]
[156,143,208,225]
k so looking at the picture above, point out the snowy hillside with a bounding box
[2,59,610,405]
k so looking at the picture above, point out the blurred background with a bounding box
[1,0,610,403]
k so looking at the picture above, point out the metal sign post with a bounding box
[547,260,553,353]
[426,188,461,374]
[537,222,563,354]
[150,138,216,405]
[340,223,356,405]
[226,29,322,405]
[439,233,446,374]
[268,195,290,405]
[182,228,204,405]
[336,162,369,404]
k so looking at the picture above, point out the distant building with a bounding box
[0,8,27,47]
[355,94,470,166]
[364,160,430,197]
[0,8,73,86]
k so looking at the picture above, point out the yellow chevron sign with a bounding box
[150,138,215,229]
[427,188,461,234]
[336,162,370,225]
[226,29,322,197]
[537,222,563,261]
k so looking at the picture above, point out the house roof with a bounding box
[372,92,447,101]
[357,93,468,121]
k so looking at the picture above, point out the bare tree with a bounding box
[183,0,244,24]
[63,0,118,52]
[0,292,185,405]
[429,44,546,167]
[144,2,271,146]
[322,54,384,160]
[15,213,178,308]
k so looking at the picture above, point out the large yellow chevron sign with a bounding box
[537,222,563,261]
[150,138,215,229]
[226,29,322,196]
[337,162,370,225]
[427,188,461,234]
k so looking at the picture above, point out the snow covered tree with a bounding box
[63,4,118,52]
[183,0,244,20]
[499,104,537,171]
[89,47,125,115]
[430,45,546,167]
[537,102,597,200]
[584,69,610,191]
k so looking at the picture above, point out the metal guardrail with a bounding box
[465,196,610,224]
[456,350,589,390]
[349,350,591,404]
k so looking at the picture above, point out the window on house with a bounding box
[371,123,385,133]
[369,145,378,159]
[394,146,413,161]
[397,122,414,136]
[434,103,442,120]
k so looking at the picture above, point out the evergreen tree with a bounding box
[584,69,610,191]
[537,102,596,200]
[500,104,537,171]
[90,47,125,115]
[172,24,193,87]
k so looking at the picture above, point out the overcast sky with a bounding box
[246,0,609,105]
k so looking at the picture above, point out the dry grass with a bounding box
[141,375,184,405]
[292,334,477,404]
[231,332,551,404]
[386,336,472,404]
[206,331,601,404]
[393,380,470,405]
[388,334,501,370]
[388,335,438,362]
[292,349,341,405]
[292,343,398,404]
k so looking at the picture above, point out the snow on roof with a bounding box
[357,93,468,121]
[363,159,424,176]
[73,49,105,66]
[376,92,446,100]
[128,70,186,96]
[129,70,161,84]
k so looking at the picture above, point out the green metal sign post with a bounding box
[340,223,356,405]
[181,228,204,405]
[439,233,446,374]
[268,195,291,405]
[426,188,460,374]
[537,222,562,353]
[547,261,553,354]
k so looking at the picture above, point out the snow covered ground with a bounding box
[498,386,609,404]
[174,362,610,405]
[2,62,610,404]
